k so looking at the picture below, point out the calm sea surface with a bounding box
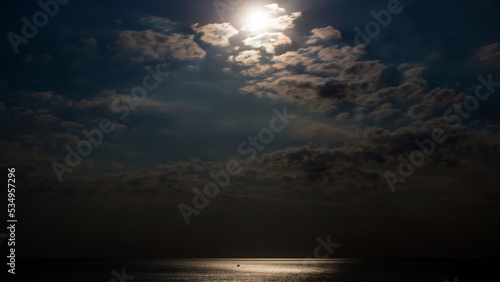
[20,258,499,281]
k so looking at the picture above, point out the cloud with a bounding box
[16,109,61,124]
[269,45,367,76]
[192,23,239,47]
[241,4,301,32]
[423,88,465,106]
[116,30,205,60]
[265,3,286,15]
[318,45,365,62]
[171,43,206,60]
[265,74,326,100]
[35,113,61,124]
[317,80,355,101]
[30,91,56,100]
[231,19,471,124]
[230,50,261,65]
[243,32,292,54]
[272,50,314,66]
[472,43,500,70]
[408,103,435,120]
[370,103,401,118]
[60,121,83,130]
[234,41,387,112]
[339,61,386,84]
[268,12,302,30]
[336,112,350,120]
[138,16,174,31]
[290,118,357,143]
[307,26,342,44]
[239,64,274,77]
[253,142,387,189]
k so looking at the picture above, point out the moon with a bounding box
[244,10,270,32]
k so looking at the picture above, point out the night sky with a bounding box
[1,0,500,259]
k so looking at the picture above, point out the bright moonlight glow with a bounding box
[245,10,270,31]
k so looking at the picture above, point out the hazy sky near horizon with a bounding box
[1,0,500,258]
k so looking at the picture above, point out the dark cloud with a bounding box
[472,43,500,70]
[407,103,435,120]
[192,22,239,47]
[307,26,342,45]
[243,32,292,54]
[116,30,206,60]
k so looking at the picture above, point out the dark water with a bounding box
[18,258,499,281]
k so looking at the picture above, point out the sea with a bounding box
[17,258,500,281]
